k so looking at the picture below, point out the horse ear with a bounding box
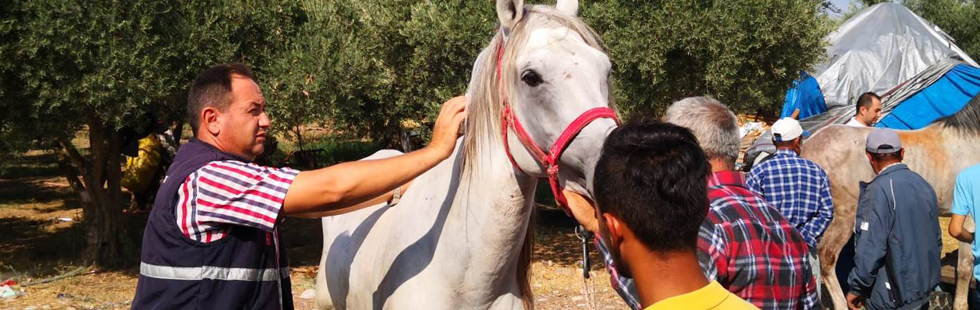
[555,0,578,16]
[496,0,525,34]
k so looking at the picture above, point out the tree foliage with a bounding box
[580,0,829,116]
[274,0,496,146]
[907,0,980,61]
[0,0,831,267]
[2,0,307,267]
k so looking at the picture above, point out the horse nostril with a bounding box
[521,70,543,87]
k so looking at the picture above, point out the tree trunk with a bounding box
[293,124,305,152]
[62,115,125,268]
[171,119,184,145]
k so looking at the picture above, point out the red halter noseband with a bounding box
[494,37,620,215]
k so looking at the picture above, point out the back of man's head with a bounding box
[866,128,904,164]
[663,96,740,165]
[594,122,711,253]
[855,92,880,116]
[187,63,255,134]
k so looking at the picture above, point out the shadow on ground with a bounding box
[0,150,593,281]
[0,152,147,278]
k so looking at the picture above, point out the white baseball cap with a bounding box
[771,118,803,142]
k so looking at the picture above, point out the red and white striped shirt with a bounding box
[174,160,298,243]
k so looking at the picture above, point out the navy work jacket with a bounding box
[848,163,940,310]
[131,139,292,310]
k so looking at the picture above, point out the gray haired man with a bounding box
[663,97,819,309]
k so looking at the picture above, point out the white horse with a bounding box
[802,94,980,310]
[315,0,618,309]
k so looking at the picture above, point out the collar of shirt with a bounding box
[846,117,869,127]
[874,163,907,179]
[708,170,748,189]
[774,148,798,157]
[643,281,732,310]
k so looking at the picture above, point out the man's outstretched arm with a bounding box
[281,96,467,217]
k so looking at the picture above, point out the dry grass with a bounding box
[0,157,621,309]
[1,141,963,310]
[531,225,623,309]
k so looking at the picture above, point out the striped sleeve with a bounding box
[192,160,299,232]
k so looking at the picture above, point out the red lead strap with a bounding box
[495,37,620,215]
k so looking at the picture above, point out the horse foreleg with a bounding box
[954,216,976,310]
[819,218,854,310]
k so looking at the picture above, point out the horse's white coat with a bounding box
[315,1,616,309]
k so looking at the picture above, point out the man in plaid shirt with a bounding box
[566,98,819,310]
[666,97,819,309]
[746,117,834,299]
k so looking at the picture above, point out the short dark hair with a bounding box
[869,150,902,162]
[773,138,799,148]
[593,121,711,253]
[856,92,880,116]
[187,63,256,133]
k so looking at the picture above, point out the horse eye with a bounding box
[521,70,543,87]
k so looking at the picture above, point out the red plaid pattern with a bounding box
[697,171,818,310]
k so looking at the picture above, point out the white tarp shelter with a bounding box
[813,3,978,108]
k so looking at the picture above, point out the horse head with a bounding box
[492,0,617,202]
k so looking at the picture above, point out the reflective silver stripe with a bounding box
[140,262,289,282]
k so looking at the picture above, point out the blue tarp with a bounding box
[781,72,828,120]
[876,64,980,129]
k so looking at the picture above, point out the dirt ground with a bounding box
[0,154,622,310]
[0,150,966,310]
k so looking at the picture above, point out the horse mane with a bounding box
[461,5,612,310]
[939,93,980,134]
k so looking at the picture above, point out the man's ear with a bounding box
[866,152,876,170]
[202,107,221,136]
[602,213,623,246]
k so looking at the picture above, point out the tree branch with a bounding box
[56,152,91,204]
[59,138,89,173]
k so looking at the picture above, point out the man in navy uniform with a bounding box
[131,63,466,309]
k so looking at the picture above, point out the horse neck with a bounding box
[445,124,538,296]
[454,129,537,240]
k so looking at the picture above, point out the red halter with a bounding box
[494,37,620,215]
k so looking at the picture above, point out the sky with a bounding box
[828,0,859,17]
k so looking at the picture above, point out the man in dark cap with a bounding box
[846,128,941,310]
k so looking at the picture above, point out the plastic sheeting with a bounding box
[812,3,977,109]
[876,64,980,129]
[747,61,980,171]
[794,60,964,132]
[781,72,828,120]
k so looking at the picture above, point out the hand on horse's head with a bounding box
[426,95,468,160]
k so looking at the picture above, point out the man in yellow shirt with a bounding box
[565,121,758,310]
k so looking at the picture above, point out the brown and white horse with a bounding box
[802,94,980,310]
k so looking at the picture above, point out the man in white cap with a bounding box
[747,118,834,295]
[845,128,940,310]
